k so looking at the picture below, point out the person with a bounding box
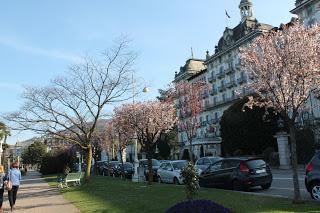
[0,165,5,213]
[8,162,21,212]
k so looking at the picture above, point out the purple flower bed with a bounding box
[166,200,230,213]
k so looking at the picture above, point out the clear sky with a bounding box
[0,0,295,144]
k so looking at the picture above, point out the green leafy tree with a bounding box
[21,141,47,166]
[181,162,199,200]
[220,97,278,156]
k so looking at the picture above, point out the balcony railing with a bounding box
[216,71,225,79]
[225,67,235,75]
[201,92,209,99]
[226,80,237,89]
[218,85,226,92]
[208,76,216,83]
[237,75,247,84]
[210,88,218,96]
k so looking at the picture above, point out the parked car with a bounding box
[139,159,160,181]
[195,156,223,172]
[114,162,134,179]
[157,160,188,184]
[96,160,108,175]
[159,160,170,164]
[101,161,120,177]
[305,151,320,200]
[199,157,273,191]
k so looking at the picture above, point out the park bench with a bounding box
[58,172,82,188]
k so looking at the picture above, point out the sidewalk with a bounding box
[2,171,79,213]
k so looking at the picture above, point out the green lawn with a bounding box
[43,175,320,213]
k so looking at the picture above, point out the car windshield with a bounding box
[208,157,223,163]
[110,162,119,167]
[152,159,160,166]
[172,161,187,170]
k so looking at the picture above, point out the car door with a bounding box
[166,163,175,183]
[200,161,223,187]
[158,163,166,182]
[219,160,240,188]
[161,163,169,183]
[196,158,204,171]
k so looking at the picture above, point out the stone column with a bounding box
[274,131,291,169]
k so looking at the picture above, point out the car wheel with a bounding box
[158,176,162,183]
[232,180,244,191]
[310,181,320,200]
[173,177,179,185]
[261,183,271,190]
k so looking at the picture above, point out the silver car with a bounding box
[157,160,187,184]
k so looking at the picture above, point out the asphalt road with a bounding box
[246,168,311,200]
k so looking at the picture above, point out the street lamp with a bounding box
[132,74,149,182]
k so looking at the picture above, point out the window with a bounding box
[196,159,204,165]
[209,161,222,172]
[203,158,211,165]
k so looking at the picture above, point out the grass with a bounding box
[43,175,320,213]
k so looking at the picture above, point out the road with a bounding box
[247,168,311,200]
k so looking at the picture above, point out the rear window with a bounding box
[246,159,266,168]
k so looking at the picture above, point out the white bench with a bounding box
[58,172,82,188]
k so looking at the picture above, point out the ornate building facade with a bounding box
[174,0,273,159]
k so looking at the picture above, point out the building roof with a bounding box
[174,58,206,82]
[291,0,317,14]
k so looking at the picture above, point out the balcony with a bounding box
[201,91,209,99]
[208,76,216,83]
[237,76,247,84]
[225,67,235,75]
[216,71,225,79]
[210,88,218,96]
[218,85,226,92]
[226,80,237,89]
[200,121,207,127]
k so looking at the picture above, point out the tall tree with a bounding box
[175,82,207,162]
[239,21,320,202]
[115,101,177,184]
[21,141,47,166]
[5,39,135,182]
[0,122,10,143]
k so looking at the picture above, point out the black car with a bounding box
[96,160,108,175]
[139,159,160,181]
[199,157,273,191]
[114,162,134,179]
[101,161,120,177]
[305,151,320,200]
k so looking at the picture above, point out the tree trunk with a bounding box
[119,148,125,179]
[188,141,194,163]
[288,122,302,203]
[147,143,153,185]
[85,144,93,183]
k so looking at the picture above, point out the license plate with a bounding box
[255,169,266,174]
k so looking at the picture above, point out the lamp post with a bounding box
[132,74,149,182]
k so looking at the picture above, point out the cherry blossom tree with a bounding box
[175,82,208,163]
[239,21,320,202]
[115,100,177,184]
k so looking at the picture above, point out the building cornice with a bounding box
[205,30,265,64]
[291,0,315,14]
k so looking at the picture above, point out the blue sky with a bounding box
[0,0,295,144]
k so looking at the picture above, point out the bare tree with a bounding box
[5,39,136,182]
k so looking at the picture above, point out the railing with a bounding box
[225,67,235,75]
[226,80,237,89]
[210,88,218,95]
[216,71,225,79]
[237,76,247,84]
[218,85,226,92]
[208,76,216,83]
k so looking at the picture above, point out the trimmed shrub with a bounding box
[166,200,230,213]
[181,162,199,200]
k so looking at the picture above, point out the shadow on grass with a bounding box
[45,175,320,213]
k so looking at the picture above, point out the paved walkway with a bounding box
[2,171,79,213]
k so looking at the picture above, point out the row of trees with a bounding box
[3,21,319,203]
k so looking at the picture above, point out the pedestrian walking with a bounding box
[8,162,21,212]
[0,165,6,213]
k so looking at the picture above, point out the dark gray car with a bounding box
[305,151,320,200]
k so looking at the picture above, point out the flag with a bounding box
[225,10,231,19]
